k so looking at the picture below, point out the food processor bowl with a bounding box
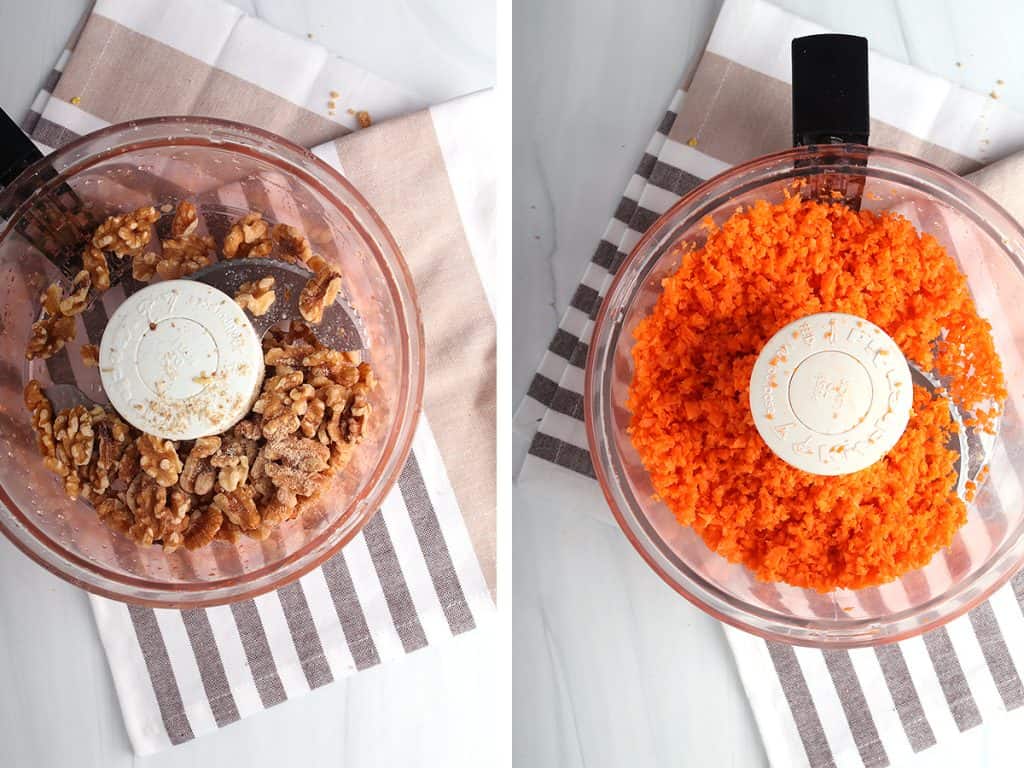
[0,117,423,607]
[586,143,1024,647]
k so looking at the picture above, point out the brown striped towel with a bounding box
[23,0,495,755]
[515,0,1024,765]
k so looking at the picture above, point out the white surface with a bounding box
[0,2,496,768]
[513,1,1024,767]
[101,281,264,440]
[749,313,912,475]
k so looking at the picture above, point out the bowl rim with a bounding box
[584,142,1024,648]
[0,115,425,608]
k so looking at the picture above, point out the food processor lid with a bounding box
[99,279,265,440]
[749,312,912,475]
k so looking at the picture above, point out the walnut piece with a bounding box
[26,314,75,360]
[211,453,249,492]
[58,270,91,316]
[127,475,190,548]
[298,265,342,324]
[156,234,215,279]
[223,213,272,259]
[92,206,159,257]
[235,277,276,316]
[40,283,61,316]
[212,487,260,530]
[355,110,372,128]
[82,245,111,292]
[138,433,183,487]
[132,251,159,282]
[262,434,330,472]
[97,497,132,535]
[81,344,99,367]
[184,506,223,550]
[117,442,140,485]
[53,405,95,467]
[171,201,198,237]
[272,224,313,264]
[179,436,220,495]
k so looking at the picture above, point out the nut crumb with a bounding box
[687,137,698,147]
[81,344,99,367]
[355,110,372,129]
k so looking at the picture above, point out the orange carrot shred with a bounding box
[627,197,1006,592]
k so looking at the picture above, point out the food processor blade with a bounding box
[189,258,366,351]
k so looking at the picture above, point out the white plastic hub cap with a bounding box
[99,280,265,440]
[749,312,913,475]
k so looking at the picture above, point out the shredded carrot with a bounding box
[627,196,1006,591]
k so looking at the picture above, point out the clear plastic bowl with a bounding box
[586,144,1024,647]
[0,117,423,607]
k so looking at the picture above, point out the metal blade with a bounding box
[188,258,366,351]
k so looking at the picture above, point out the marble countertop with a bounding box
[513,1,1024,766]
[0,2,495,767]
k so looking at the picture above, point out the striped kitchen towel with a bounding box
[24,0,495,755]
[515,0,1024,766]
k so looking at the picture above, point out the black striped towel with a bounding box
[516,0,1024,765]
[24,0,495,755]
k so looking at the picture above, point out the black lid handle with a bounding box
[0,107,44,190]
[791,34,870,147]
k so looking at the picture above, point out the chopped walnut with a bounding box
[81,344,99,367]
[92,206,159,257]
[211,453,249,492]
[355,110,372,128]
[253,370,305,418]
[25,201,377,554]
[171,201,198,237]
[58,270,91,316]
[82,245,111,292]
[179,436,220,495]
[117,442,140,485]
[288,383,315,415]
[26,314,76,360]
[94,416,128,486]
[300,397,326,437]
[184,506,223,550]
[53,405,95,467]
[97,497,132,535]
[235,277,276,316]
[223,213,272,259]
[262,412,301,440]
[132,251,159,282]
[306,254,329,274]
[272,224,313,264]
[41,283,61,316]
[298,265,342,324]
[216,521,241,543]
[265,342,316,368]
[212,486,260,530]
[263,461,323,496]
[138,433,183,487]
[157,234,215,279]
[263,433,330,472]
